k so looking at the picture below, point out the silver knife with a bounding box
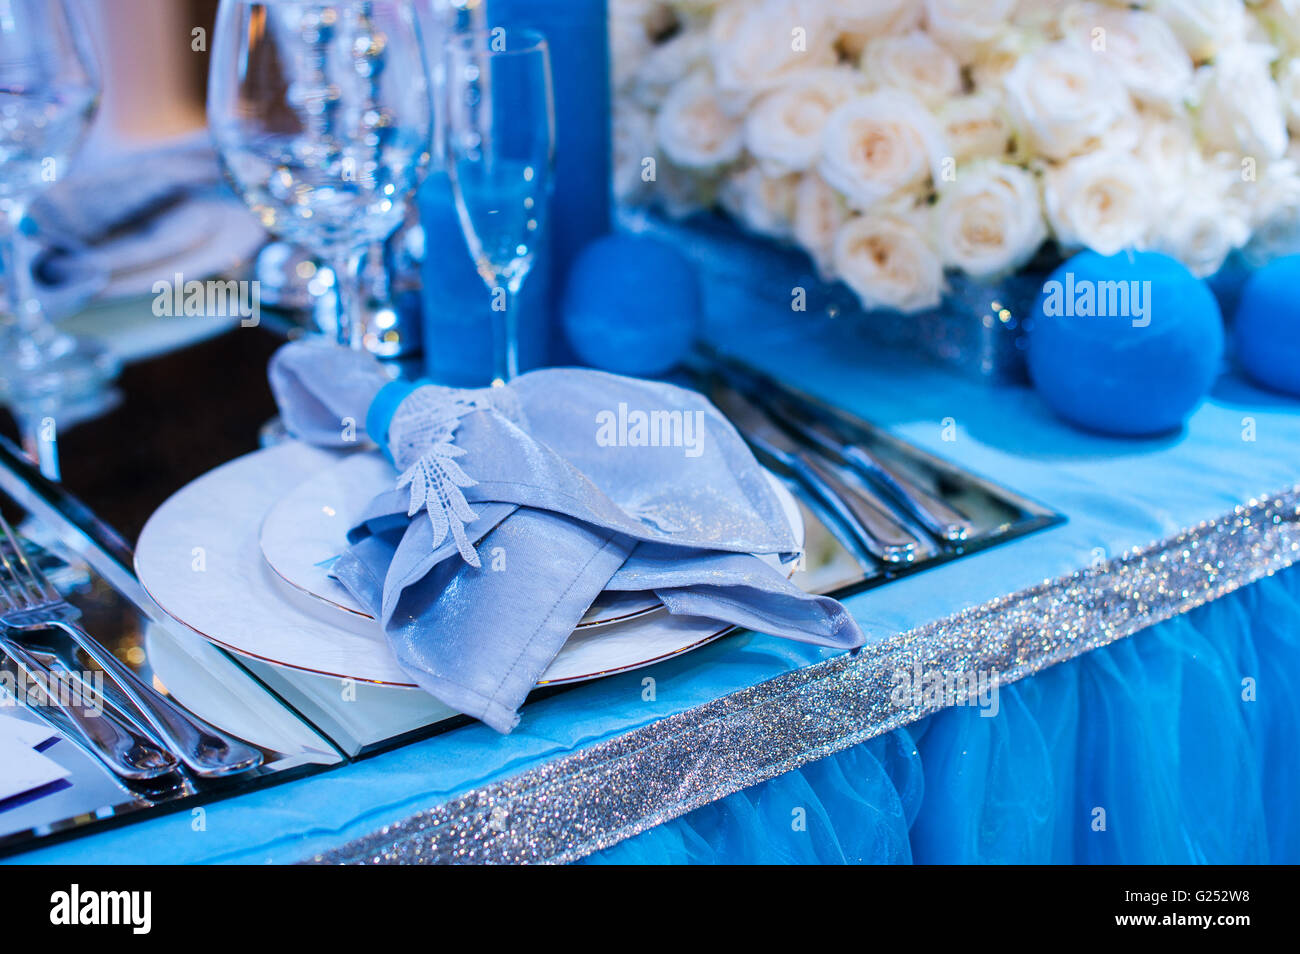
[763,399,974,544]
[0,638,179,781]
[712,385,929,564]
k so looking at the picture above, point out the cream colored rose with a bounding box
[1148,0,1249,63]
[708,0,837,95]
[1044,150,1151,256]
[609,1,677,88]
[967,28,1044,89]
[655,71,745,170]
[1238,152,1300,265]
[613,102,657,204]
[862,30,962,108]
[1135,111,1199,182]
[818,91,946,210]
[1279,58,1300,136]
[833,0,921,37]
[833,211,944,313]
[938,92,1012,162]
[1149,161,1251,276]
[793,172,849,277]
[720,165,800,239]
[924,0,1017,62]
[672,0,723,17]
[832,1,921,60]
[609,0,674,33]
[1012,0,1065,33]
[743,69,861,173]
[1059,3,1193,109]
[1233,152,1300,230]
[1256,0,1300,57]
[1003,42,1132,161]
[1194,43,1288,161]
[628,32,710,109]
[609,7,654,92]
[934,161,1047,279]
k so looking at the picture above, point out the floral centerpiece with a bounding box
[611,0,1300,318]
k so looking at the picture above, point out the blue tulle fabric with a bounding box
[585,566,1300,864]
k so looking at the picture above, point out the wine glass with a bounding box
[444,28,555,385]
[0,0,116,425]
[207,0,434,349]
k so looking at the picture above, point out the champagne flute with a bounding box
[207,0,434,349]
[444,28,555,386]
[0,0,116,432]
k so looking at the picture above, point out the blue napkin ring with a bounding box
[366,378,422,463]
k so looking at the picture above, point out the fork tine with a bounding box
[0,510,54,604]
[0,567,20,608]
[0,522,27,609]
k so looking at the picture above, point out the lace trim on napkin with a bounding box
[387,385,504,568]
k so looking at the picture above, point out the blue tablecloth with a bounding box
[9,306,1300,864]
[589,564,1300,863]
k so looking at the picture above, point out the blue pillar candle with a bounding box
[489,0,611,363]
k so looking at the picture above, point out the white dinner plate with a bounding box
[136,440,804,688]
[258,450,801,630]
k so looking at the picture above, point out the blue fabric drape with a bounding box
[586,565,1300,864]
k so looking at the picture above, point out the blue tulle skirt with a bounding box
[585,566,1300,864]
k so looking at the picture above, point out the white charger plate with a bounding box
[259,450,800,630]
[136,440,804,687]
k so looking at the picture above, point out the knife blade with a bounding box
[712,384,928,564]
[762,398,975,544]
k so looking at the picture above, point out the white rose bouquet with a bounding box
[612,0,1300,313]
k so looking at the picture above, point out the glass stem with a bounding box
[19,411,60,482]
[0,205,30,338]
[0,211,59,479]
[329,249,366,350]
[492,275,521,387]
[0,203,63,363]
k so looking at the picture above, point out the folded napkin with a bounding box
[31,137,223,249]
[270,341,866,731]
[25,136,253,316]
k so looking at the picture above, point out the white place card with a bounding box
[0,711,60,751]
[0,712,68,808]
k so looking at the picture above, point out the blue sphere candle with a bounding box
[562,234,701,376]
[1233,254,1300,397]
[1027,251,1224,436]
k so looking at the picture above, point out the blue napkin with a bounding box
[270,341,865,731]
[26,136,243,318]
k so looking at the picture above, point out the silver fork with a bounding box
[0,512,263,778]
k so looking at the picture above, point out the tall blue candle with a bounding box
[489,0,611,362]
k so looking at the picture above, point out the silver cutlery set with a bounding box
[704,362,978,573]
[0,511,262,783]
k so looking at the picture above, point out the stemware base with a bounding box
[0,331,120,409]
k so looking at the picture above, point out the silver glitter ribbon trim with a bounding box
[309,487,1300,865]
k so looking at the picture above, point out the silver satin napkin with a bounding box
[269,341,866,731]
